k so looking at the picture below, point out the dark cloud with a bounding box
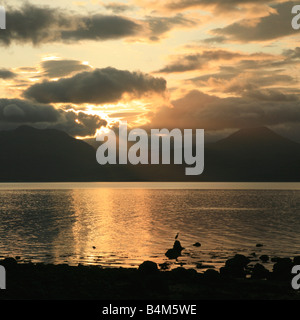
[0,68,16,79]
[190,66,241,83]
[282,47,300,59]
[0,3,141,46]
[149,0,277,12]
[41,59,92,78]
[23,67,167,104]
[0,99,106,137]
[211,1,298,42]
[0,99,59,123]
[145,14,197,41]
[50,110,107,137]
[187,50,299,94]
[1,3,75,46]
[202,36,227,44]
[242,88,299,101]
[148,89,300,132]
[104,2,136,13]
[0,3,196,46]
[156,50,246,73]
[60,14,141,42]
[222,75,297,97]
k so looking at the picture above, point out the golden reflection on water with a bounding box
[1,185,300,271]
[70,188,155,266]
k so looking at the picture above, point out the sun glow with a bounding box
[82,100,152,126]
[41,55,61,61]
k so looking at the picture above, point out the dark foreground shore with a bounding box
[1,255,300,300]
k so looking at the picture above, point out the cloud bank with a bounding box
[0,99,106,137]
[0,3,197,46]
[148,90,300,131]
[24,67,167,104]
[210,2,298,42]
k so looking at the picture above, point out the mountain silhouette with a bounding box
[123,126,300,182]
[0,126,101,182]
[212,126,299,151]
[0,125,139,182]
[0,125,299,182]
[201,126,300,182]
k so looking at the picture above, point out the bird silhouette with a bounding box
[175,233,179,239]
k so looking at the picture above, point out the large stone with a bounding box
[165,240,184,259]
[293,256,300,265]
[220,254,250,279]
[203,269,220,281]
[251,263,270,280]
[259,255,269,262]
[272,258,293,280]
[225,254,250,269]
[138,261,158,274]
[220,266,246,278]
[193,242,201,247]
[165,249,181,259]
[0,257,18,268]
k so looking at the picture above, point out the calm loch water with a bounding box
[0,182,300,271]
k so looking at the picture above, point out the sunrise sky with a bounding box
[1,0,300,142]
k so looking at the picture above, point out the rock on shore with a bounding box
[0,255,299,300]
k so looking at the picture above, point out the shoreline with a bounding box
[1,255,299,300]
[0,181,299,190]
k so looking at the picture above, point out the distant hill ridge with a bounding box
[0,125,299,182]
[213,126,299,150]
[0,125,99,182]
